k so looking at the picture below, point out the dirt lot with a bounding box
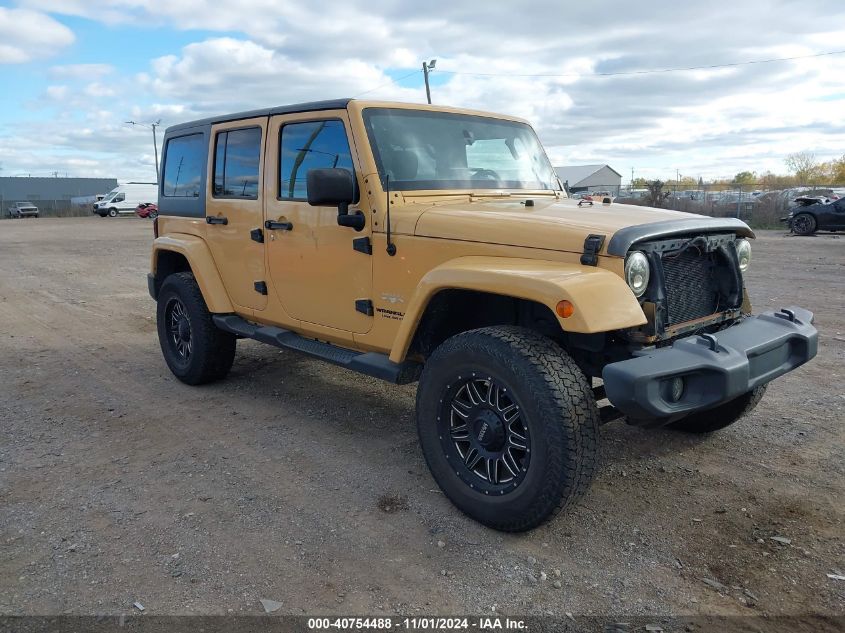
[0,218,842,622]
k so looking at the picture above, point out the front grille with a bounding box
[661,249,719,325]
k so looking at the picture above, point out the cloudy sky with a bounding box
[1,0,844,184]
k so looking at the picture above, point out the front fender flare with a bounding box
[388,256,646,363]
[151,235,233,313]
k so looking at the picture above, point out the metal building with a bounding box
[554,165,622,195]
[0,177,118,204]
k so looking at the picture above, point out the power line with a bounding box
[435,49,845,79]
[354,69,422,97]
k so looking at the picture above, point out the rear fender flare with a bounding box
[151,235,233,313]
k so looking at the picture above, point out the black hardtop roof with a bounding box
[165,98,353,134]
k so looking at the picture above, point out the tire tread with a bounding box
[157,272,236,385]
[417,326,599,532]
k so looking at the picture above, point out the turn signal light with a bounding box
[556,300,575,318]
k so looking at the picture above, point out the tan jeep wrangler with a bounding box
[149,99,817,531]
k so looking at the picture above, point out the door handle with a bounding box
[265,219,293,231]
[206,216,228,225]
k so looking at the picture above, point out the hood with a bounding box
[414,196,753,256]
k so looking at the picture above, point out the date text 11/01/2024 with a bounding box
[307,617,527,630]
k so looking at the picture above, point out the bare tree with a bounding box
[785,152,821,182]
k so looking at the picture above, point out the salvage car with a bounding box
[7,201,39,218]
[135,202,158,219]
[782,196,845,234]
[148,99,818,531]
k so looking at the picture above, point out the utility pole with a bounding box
[422,59,437,104]
[151,121,160,183]
[126,119,162,183]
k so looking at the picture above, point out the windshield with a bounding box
[362,108,559,192]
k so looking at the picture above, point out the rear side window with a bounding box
[213,127,262,199]
[162,134,205,198]
[279,120,354,200]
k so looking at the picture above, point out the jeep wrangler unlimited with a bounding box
[149,99,817,532]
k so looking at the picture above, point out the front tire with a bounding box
[416,326,599,532]
[156,272,236,385]
[792,213,816,235]
[108,208,118,217]
[668,385,767,433]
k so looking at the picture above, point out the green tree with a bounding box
[733,171,756,185]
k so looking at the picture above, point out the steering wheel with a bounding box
[471,168,501,181]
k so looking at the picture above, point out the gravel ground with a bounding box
[0,218,842,623]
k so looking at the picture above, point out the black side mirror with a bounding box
[306,168,364,230]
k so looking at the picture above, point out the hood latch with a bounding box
[581,234,606,266]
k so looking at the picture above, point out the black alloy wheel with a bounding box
[438,374,530,495]
[792,213,816,235]
[164,296,192,366]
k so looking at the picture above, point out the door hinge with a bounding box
[580,234,606,266]
[352,236,372,255]
[250,227,264,243]
[355,299,374,316]
[254,281,268,295]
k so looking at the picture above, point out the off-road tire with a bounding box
[416,326,600,532]
[669,385,767,433]
[792,213,817,236]
[108,208,118,217]
[156,272,236,385]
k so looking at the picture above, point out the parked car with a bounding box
[93,183,158,217]
[7,201,39,218]
[135,202,158,219]
[782,196,845,235]
[147,98,817,532]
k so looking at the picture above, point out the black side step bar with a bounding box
[213,315,421,385]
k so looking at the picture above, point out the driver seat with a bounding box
[383,148,419,181]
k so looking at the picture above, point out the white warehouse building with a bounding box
[554,164,622,195]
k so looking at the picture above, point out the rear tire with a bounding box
[668,385,767,433]
[792,213,816,235]
[156,272,236,385]
[416,326,599,532]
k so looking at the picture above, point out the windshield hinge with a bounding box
[355,299,374,316]
[353,236,372,255]
[580,234,606,267]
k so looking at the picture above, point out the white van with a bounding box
[93,182,158,217]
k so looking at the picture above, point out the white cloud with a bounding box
[44,85,68,100]
[3,0,845,181]
[50,63,115,79]
[0,8,74,63]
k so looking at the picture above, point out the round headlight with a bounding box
[624,251,650,298]
[736,238,751,273]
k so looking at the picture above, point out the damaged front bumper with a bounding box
[602,307,817,422]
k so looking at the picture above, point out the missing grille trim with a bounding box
[663,248,720,325]
[622,232,744,341]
